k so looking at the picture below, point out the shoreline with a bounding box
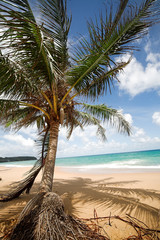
[59,165,160,174]
[1,163,160,172]
[1,165,160,199]
[1,165,160,186]
[1,165,160,193]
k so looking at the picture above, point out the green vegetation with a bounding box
[0,156,37,163]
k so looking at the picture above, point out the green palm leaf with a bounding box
[81,103,131,136]
[76,111,106,141]
[0,51,33,98]
[62,0,159,102]
[37,0,71,71]
[0,0,63,90]
[0,98,45,131]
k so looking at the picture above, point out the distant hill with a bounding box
[0,156,37,163]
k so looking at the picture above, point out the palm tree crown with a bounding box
[0,0,159,194]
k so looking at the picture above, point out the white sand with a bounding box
[0,166,160,239]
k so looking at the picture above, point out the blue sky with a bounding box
[0,0,160,158]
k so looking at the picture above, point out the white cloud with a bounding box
[57,110,133,157]
[57,110,160,157]
[117,51,160,97]
[57,123,160,158]
[146,52,160,63]
[144,40,151,53]
[19,125,37,139]
[57,135,128,158]
[152,112,160,126]
[0,131,38,157]
[131,126,160,145]
[0,109,159,158]
[118,109,133,125]
[4,134,35,147]
[133,127,145,138]
[0,123,39,157]
[124,113,133,125]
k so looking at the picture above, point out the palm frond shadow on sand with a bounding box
[0,177,160,229]
[0,191,35,221]
[53,177,160,228]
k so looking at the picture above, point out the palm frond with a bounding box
[74,111,106,141]
[81,103,131,136]
[0,126,50,202]
[0,98,45,131]
[0,159,42,202]
[70,60,130,100]
[63,102,131,140]
[0,0,62,92]
[36,127,50,161]
[0,98,20,127]
[37,0,71,71]
[63,0,160,101]
[0,51,35,98]
[66,118,84,139]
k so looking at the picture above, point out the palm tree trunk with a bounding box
[40,121,59,193]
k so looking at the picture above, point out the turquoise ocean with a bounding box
[0,149,160,173]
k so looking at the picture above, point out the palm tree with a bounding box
[0,0,159,239]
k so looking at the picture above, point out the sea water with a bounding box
[0,149,160,173]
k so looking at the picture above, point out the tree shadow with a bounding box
[0,177,160,229]
[52,177,160,228]
[0,191,36,221]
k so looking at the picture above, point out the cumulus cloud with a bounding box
[57,110,133,157]
[0,130,38,157]
[131,126,160,144]
[133,127,145,138]
[54,110,160,157]
[57,122,160,158]
[4,134,35,147]
[19,125,37,139]
[118,109,133,125]
[117,50,160,97]
[152,112,160,126]
[0,122,41,157]
[57,135,128,158]
[0,109,159,158]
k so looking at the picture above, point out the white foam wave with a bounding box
[0,164,33,168]
[63,163,160,169]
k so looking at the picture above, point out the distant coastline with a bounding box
[0,156,37,163]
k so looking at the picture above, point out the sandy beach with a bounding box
[0,166,160,239]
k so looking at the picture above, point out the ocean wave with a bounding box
[0,164,33,168]
[62,163,160,169]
